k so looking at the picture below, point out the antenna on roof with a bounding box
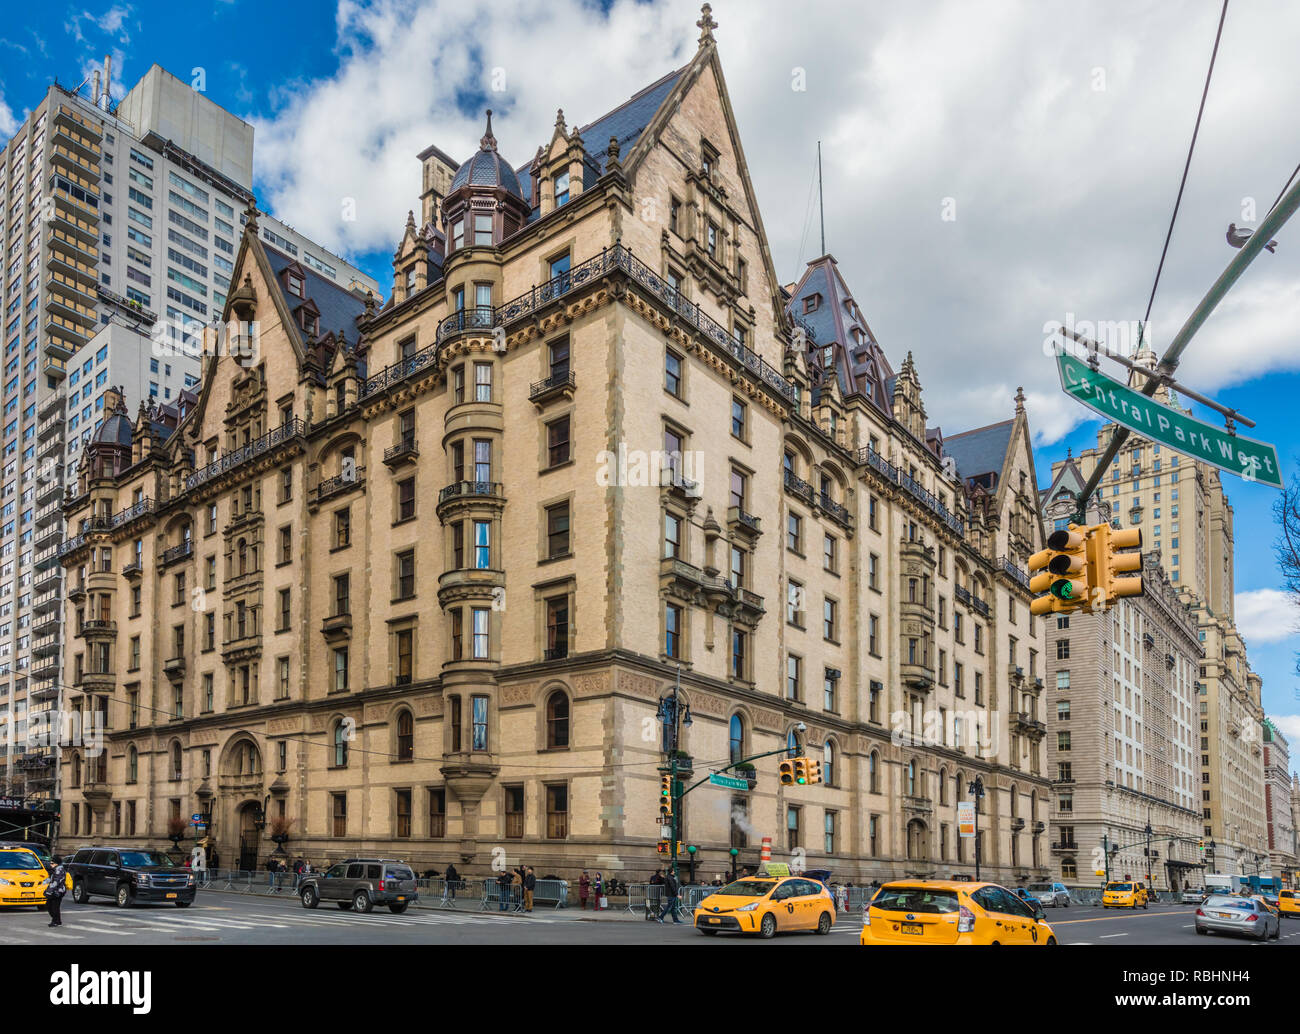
[817,141,825,257]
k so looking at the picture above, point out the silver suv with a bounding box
[298,859,418,914]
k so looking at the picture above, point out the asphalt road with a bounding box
[1,893,1297,945]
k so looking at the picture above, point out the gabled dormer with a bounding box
[292,296,321,340]
[390,210,429,305]
[280,260,308,302]
[535,109,588,217]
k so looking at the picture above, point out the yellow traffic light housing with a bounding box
[1089,524,1143,607]
[1028,525,1091,615]
[792,758,809,785]
[659,774,673,818]
[806,759,823,785]
[779,759,795,786]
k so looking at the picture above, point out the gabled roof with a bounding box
[943,419,1015,484]
[263,243,368,350]
[1040,456,1087,508]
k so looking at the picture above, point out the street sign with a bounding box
[191,813,202,823]
[957,801,976,838]
[1056,352,1282,488]
[709,773,750,791]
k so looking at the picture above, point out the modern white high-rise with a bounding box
[1,60,379,804]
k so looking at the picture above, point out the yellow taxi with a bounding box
[1101,880,1149,909]
[0,847,51,909]
[1279,889,1299,918]
[860,880,1058,945]
[693,875,836,937]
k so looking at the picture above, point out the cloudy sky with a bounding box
[3,0,1299,760]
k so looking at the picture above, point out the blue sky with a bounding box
[4,1,1298,762]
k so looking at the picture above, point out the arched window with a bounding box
[786,729,802,757]
[71,752,81,789]
[170,742,182,781]
[822,740,835,787]
[127,746,138,784]
[906,759,917,796]
[396,710,414,760]
[729,714,745,764]
[334,722,349,767]
[869,751,879,793]
[546,691,570,749]
[955,770,965,803]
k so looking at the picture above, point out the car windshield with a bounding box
[871,887,961,914]
[1204,896,1247,909]
[716,880,774,897]
[119,851,174,868]
[1107,883,1132,891]
[0,850,42,870]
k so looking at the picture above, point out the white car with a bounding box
[1024,881,1071,907]
[1181,888,1205,905]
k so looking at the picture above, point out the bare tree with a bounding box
[1274,469,1300,675]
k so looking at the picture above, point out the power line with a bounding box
[1141,0,1230,327]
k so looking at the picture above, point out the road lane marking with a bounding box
[1099,932,1128,938]
[1052,912,1180,925]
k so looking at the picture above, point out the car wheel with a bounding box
[759,913,777,939]
[1046,936,1058,946]
[816,912,832,935]
[1063,900,1070,908]
[71,879,89,905]
[1257,925,1268,942]
[337,901,353,910]
[1196,925,1207,935]
[1271,923,1280,941]
[388,902,409,914]
[353,890,373,914]
[116,883,132,908]
[698,927,719,935]
[301,887,319,909]
[175,901,191,909]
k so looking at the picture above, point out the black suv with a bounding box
[67,847,197,907]
[298,858,418,913]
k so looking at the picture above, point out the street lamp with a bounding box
[967,776,985,880]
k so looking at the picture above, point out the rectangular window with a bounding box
[665,603,683,659]
[547,415,570,467]
[474,362,492,402]
[397,477,416,521]
[396,549,416,599]
[472,608,490,659]
[546,502,570,558]
[474,521,491,569]
[545,596,569,659]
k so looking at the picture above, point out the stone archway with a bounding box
[906,818,929,862]
[237,801,262,873]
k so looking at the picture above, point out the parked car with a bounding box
[1195,895,1280,941]
[1181,887,1205,905]
[298,858,418,914]
[66,846,197,907]
[1024,881,1071,908]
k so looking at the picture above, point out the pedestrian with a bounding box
[497,869,513,911]
[266,856,277,887]
[523,866,536,913]
[578,869,590,909]
[44,854,67,928]
[650,868,664,886]
[445,862,459,901]
[592,872,604,911]
[656,867,683,924]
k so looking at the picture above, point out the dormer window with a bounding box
[286,270,304,299]
[554,170,570,207]
[803,294,820,314]
[405,267,416,292]
[701,140,719,179]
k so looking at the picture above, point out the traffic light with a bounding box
[806,758,823,785]
[779,759,795,786]
[657,840,669,855]
[659,774,673,818]
[792,757,809,785]
[1088,523,1143,607]
[1028,525,1091,615]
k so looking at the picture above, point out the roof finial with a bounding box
[606,135,621,171]
[480,109,497,151]
[244,196,260,232]
[697,3,717,47]
[1015,385,1026,413]
[554,108,567,133]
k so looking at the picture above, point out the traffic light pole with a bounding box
[1071,172,1300,523]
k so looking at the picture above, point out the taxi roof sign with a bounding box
[764,862,791,877]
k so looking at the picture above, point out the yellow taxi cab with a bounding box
[1278,889,1299,918]
[1102,880,1149,909]
[693,875,836,937]
[860,880,1057,945]
[0,846,51,909]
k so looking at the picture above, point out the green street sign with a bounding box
[1056,352,1282,489]
[709,773,750,791]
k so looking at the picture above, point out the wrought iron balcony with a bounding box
[314,469,365,504]
[160,541,193,567]
[783,469,815,506]
[858,447,965,537]
[818,492,852,529]
[727,506,761,539]
[529,369,576,404]
[437,480,502,505]
[184,418,305,493]
[383,439,419,468]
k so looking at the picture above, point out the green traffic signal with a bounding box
[1051,579,1076,600]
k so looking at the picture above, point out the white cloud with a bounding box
[248,0,1300,438]
[1267,713,1300,745]
[69,6,133,45]
[0,96,18,140]
[1235,588,1300,645]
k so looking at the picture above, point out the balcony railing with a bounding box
[438,481,502,504]
[314,470,364,505]
[160,541,193,566]
[529,369,575,403]
[112,498,155,526]
[383,439,419,465]
[857,447,965,537]
[185,418,305,493]
[818,493,852,529]
[727,506,761,536]
[997,555,1030,591]
[783,469,815,506]
[362,244,797,405]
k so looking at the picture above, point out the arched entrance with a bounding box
[237,802,261,873]
[906,819,929,861]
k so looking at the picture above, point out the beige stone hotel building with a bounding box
[55,11,1058,884]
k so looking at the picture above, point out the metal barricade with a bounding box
[481,879,524,912]
[533,878,569,909]
[845,886,872,913]
[264,872,298,896]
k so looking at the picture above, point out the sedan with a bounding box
[1195,895,1281,941]
[1024,882,1071,908]
[1180,888,1205,905]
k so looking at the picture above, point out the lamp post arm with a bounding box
[679,746,794,798]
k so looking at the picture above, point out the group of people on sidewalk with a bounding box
[495,865,538,912]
